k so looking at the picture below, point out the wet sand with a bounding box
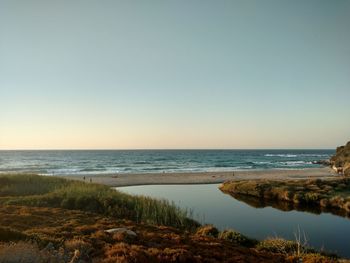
[60,167,337,187]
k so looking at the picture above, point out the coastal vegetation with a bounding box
[0,204,288,263]
[0,174,198,230]
[220,178,350,216]
[0,174,344,262]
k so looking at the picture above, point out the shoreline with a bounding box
[59,167,337,187]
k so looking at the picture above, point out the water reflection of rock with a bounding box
[228,193,350,219]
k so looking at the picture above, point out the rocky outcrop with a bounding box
[312,160,330,166]
[330,141,350,176]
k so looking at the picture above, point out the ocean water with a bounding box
[0,149,333,175]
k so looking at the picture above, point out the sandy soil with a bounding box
[60,167,337,187]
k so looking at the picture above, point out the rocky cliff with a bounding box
[330,141,350,176]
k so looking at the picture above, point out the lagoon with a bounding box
[118,183,350,258]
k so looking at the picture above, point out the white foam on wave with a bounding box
[299,154,330,157]
[265,154,298,158]
[279,161,312,166]
[265,153,330,158]
[253,161,273,165]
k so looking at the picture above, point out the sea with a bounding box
[0,149,334,176]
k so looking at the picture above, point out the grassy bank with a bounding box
[0,174,198,230]
[220,178,350,215]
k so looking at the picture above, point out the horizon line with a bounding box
[0,148,335,151]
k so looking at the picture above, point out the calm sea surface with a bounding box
[0,149,333,175]
[118,184,350,258]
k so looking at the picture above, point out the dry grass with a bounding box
[257,236,339,263]
[0,242,64,263]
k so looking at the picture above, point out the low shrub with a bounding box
[304,192,321,203]
[218,229,257,247]
[195,225,218,237]
[257,237,299,255]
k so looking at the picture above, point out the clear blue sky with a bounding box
[1,0,349,149]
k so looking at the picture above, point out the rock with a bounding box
[330,141,350,175]
[105,228,137,237]
[312,160,330,166]
[344,163,350,176]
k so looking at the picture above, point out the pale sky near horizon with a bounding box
[1,0,350,150]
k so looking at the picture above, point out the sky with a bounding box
[1,0,350,149]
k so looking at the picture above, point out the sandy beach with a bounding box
[60,167,337,187]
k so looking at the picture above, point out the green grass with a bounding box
[0,174,199,230]
[0,174,69,196]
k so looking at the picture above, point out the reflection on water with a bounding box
[117,184,350,258]
[227,193,350,219]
